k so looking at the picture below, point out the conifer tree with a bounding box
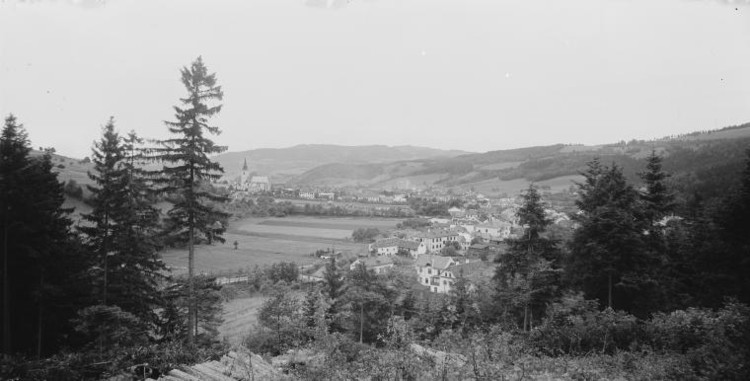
[80,118,166,329]
[568,161,648,313]
[150,57,229,344]
[1,115,89,356]
[80,118,128,305]
[639,150,675,230]
[493,184,559,330]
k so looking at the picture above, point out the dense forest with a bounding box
[1,57,749,380]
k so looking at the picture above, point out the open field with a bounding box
[219,295,266,345]
[161,216,399,275]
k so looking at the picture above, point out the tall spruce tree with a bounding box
[150,57,229,344]
[1,115,89,356]
[81,118,128,306]
[568,160,648,313]
[639,150,675,230]
[80,119,166,329]
[637,151,677,310]
[493,184,560,330]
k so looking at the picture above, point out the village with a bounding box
[215,158,573,295]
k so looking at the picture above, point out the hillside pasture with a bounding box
[466,175,581,196]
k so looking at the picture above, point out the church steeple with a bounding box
[242,158,248,171]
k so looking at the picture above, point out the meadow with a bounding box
[218,296,266,345]
[160,216,399,275]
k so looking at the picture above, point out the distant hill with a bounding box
[213,144,472,182]
[290,122,750,198]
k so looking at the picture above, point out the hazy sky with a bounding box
[1,0,749,158]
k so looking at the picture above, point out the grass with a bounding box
[219,295,266,345]
[161,216,399,275]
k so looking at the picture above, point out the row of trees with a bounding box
[493,149,750,332]
[0,56,229,373]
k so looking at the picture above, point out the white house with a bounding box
[369,238,400,256]
[369,238,427,257]
[414,255,458,293]
[414,230,460,253]
[415,257,492,294]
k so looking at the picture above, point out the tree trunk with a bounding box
[2,220,10,357]
[523,304,528,332]
[187,226,195,345]
[359,303,364,344]
[529,306,533,331]
[607,271,613,309]
[36,270,43,359]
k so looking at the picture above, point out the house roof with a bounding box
[398,239,421,250]
[250,176,269,184]
[416,231,459,239]
[372,238,401,249]
[414,255,455,269]
[355,256,394,268]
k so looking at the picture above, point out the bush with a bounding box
[530,293,639,355]
[63,179,84,199]
[265,261,299,284]
[351,227,380,243]
[645,301,750,380]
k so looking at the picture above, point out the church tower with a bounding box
[240,158,249,184]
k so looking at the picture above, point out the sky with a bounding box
[1,0,749,158]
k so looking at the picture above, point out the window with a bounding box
[427,269,431,275]
[433,287,437,292]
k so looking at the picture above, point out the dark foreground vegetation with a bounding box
[1,56,749,380]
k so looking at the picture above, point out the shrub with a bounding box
[530,293,639,355]
[645,301,750,380]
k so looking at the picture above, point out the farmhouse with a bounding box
[350,256,394,274]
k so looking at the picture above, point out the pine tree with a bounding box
[493,184,560,330]
[80,118,129,306]
[1,115,89,356]
[568,161,648,313]
[639,150,675,229]
[0,114,30,355]
[150,57,229,344]
[637,151,677,311]
[80,118,166,330]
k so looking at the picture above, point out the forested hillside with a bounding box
[291,123,750,202]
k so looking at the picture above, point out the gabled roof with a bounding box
[372,238,401,249]
[414,255,455,269]
[355,256,394,268]
[398,239,421,250]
